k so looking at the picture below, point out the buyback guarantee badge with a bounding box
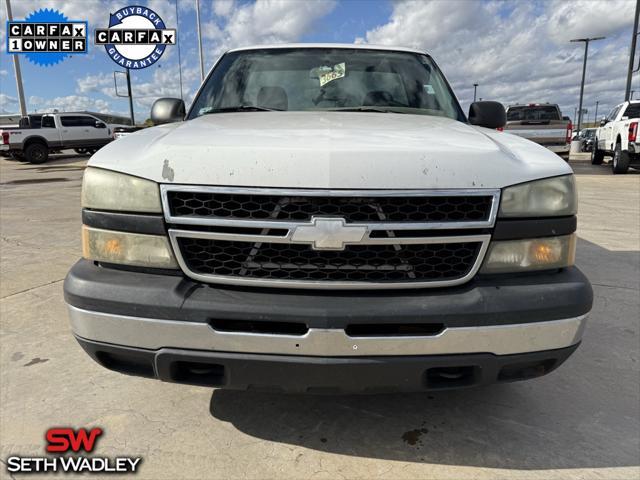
[95,5,175,69]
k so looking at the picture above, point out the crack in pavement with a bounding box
[591,282,639,292]
[1,279,65,300]
[0,458,17,480]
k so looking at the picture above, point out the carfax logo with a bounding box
[6,8,87,66]
[95,5,176,69]
[5,427,142,474]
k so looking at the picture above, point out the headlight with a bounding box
[480,234,576,274]
[499,175,576,217]
[82,167,162,213]
[82,226,178,269]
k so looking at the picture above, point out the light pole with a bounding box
[195,0,205,82]
[594,100,599,125]
[570,36,605,133]
[4,0,27,116]
[625,0,640,101]
[473,83,478,102]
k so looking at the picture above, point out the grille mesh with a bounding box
[177,238,481,283]
[167,192,493,223]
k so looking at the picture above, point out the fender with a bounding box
[21,135,53,150]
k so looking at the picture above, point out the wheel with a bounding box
[612,142,630,174]
[87,148,98,155]
[24,143,48,164]
[591,139,604,165]
[74,148,87,154]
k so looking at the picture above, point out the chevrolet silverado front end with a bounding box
[64,45,592,393]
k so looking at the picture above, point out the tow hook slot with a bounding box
[425,366,480,389]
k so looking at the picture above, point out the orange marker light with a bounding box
[104,238,122,256]
[531,241,560,263]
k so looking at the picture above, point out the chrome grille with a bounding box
[161,186,499,290]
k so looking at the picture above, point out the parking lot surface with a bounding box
[0,154,638,480]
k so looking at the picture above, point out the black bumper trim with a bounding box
[492,216,576,240]
[76,336,580,393]
[64,259,593,329]
[82,209,166,235]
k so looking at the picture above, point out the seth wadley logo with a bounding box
[95,5,176,69]
[5,427,142,474]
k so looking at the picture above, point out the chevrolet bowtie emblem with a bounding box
[290,217,367,250]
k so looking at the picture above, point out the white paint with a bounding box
[89,111,571,189]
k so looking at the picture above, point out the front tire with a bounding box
[591,139,604,165]
[612,142,630,174]
[25,143,48,164]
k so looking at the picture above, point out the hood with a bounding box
[90,112,571,189]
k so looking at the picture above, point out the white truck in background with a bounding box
[0,112,112,164]
[592,100,640,174]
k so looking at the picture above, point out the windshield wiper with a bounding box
[326,106,406,114]
[204,105,282,114]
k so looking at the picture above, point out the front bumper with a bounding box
[64,260,592,392]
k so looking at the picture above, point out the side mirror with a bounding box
[468,101,506,129]
[95,121,106,129]
[599,117,608,127]
[151,98,185,125]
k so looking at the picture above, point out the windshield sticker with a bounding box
[423,84,435,94]
[319,62,346,87]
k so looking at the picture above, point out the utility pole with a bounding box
[5,0,27,116]
[594,100,599,125]
[625,0,640,101]
[196,0,205,82]
[174,0,184,99]
[570,36,605,133]
[126,69,135,126]
[473,83,478,102]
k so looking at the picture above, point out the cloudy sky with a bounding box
[0,0,635,123]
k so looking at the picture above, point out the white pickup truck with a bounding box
[592,100,640,174]
[64,44,592,393]
[0,112,112,164]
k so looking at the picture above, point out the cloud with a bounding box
[0,94,19,112]
[30,95,111,113]
[76,73,114,94]
[359,0,636,120]
[202,0,336,64]
[213,0,235,18]
[130,66,200,112]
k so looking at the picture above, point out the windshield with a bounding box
[188,48,465,121]
[506,106,560,121]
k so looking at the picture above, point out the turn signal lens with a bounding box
[480,235,576,274]
[82,226,178,269]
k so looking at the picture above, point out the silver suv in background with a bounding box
[504,104,572,157]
